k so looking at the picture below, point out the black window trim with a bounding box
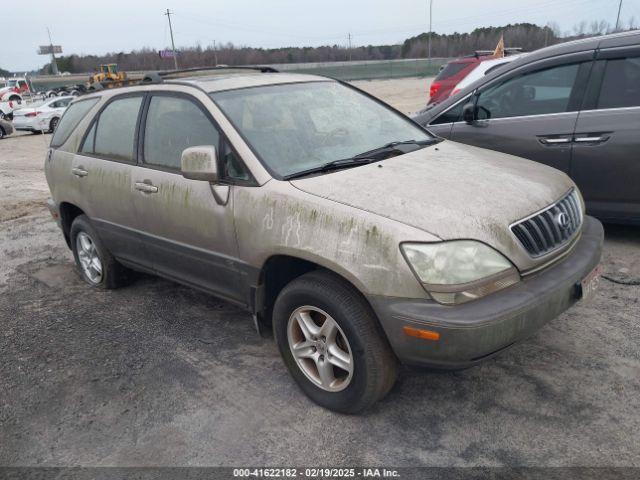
[51,96,100,148]
[77,92,147,166]
[137,90,257,187]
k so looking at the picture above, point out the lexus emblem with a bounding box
[556,212,570,230]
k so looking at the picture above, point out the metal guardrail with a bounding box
[29,58,453,89]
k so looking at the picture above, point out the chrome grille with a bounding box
[511,189,583,257]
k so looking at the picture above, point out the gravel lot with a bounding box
[0,77,639,467]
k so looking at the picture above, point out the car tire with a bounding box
[70,215,131,289]
[273,270,398,413]
[49,117,59,133]
[0,127,4,140]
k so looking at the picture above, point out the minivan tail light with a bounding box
[429,82,441,98]
[25,111,41,117]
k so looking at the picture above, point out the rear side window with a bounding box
[435,62,471,80]
[143,95,220,170]
[597,57,640,109]
[84,96,143,162]
[50,98,99,148]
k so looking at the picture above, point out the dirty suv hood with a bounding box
[291,140,577,272]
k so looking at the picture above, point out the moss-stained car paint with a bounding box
[233,181,436,298]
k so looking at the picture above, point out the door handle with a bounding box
[539,137,572,145]
[573,135,608,144]
[135,181,159,193]
[71,167,88,177]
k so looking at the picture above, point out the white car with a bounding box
[449,54,524,98]
[12,96,73,133]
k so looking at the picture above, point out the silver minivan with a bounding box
[45,70,603,412]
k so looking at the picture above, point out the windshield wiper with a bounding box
[351,138,441,160]
[283,138,442,180]
[284,157,375,180]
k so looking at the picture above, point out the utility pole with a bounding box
[348,33,352,61]
[615,0,623,31]
[213,40,218,67]
[428,0,433,64]
[165,9,179,70]
[47,27,59,75]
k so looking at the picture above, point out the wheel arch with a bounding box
[59,202,86,248]
[255,253,375,328]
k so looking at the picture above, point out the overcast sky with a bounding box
[3,0,638,71]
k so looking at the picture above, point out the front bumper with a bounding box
[46,198,62,227]
[368,216,604,369]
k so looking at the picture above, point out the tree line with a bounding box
[39,21,637,75]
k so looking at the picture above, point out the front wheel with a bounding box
[273,271,397,413]
[70,215,131,289]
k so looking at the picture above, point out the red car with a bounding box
[428,54,493,105]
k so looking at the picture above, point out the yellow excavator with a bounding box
[87,64,128,90]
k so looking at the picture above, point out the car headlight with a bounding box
[401,240,520,305]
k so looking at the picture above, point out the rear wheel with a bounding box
[273,270,397,413]
[0,127,4,140]
[70,215,131,289]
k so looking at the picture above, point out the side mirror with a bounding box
[462,103,476,125]
[181,146,219,182]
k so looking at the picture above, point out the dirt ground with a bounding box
[0,78,639,467]
[352,77,430,114]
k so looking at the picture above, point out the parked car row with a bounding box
[0,96,73,139]
[416,30,640,225]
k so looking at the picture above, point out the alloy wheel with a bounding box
[287,305,354,392]
[76,232,103,284]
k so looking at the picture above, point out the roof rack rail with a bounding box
[141,65,279,84]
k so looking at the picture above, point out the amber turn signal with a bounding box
[402,326,440,341]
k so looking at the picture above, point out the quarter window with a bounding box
[597,57,640,109]
[475,63,580,119]
[430,96,470,125]
[221,141,250,182]
[143,95,220,170]
[89,96,143,161]
[50,98,99,148]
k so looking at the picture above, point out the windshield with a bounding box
[210,81,433,178]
